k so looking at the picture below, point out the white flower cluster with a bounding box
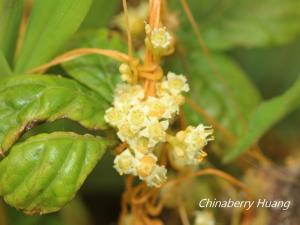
[168,125,214,166]
[105,72,189,187]
[105,69,213,186]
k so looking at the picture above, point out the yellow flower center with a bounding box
[148,101,166,117]
[119,123,135,138]
[136,137,149,154]
[149,123,165,139]
[106,108,122,124]
[117,155,133,172]
[137,155,156,178]
[129,109,146,126]
[169,78,184,90]
[151,29,170,48]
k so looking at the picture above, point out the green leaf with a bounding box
[80,0,119,29]
[173,0,300,50]
[232,38,300,98]
[15,0,93,73]
[224,76,300,162]
[82,152,124,193]
[62,29,126,102]
[0,50,12,76]
[0,75,109,153]
[0,132,107,215]
[173,52,261,138]
[0,0,24,65]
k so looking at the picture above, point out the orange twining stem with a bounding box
[180,0,248,130]
[138,65,163,81]
[114,142,129,155]
[178,202,190,225]
[180,0,209,56]
[28,48,130,74]
[164,168,253,199]
[144,0,163,96]
[145,0,161,66]
[149,0,161,28]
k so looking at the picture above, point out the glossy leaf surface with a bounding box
[15,0,93,72]
[173,52,261,139]
[0,132,107,214]
[62,29,125,102]
[0,75,109,153]
[172,0,300,50]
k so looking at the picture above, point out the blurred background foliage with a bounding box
[1,0,300,224]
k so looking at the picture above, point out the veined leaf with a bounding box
[172,0,300,50]
[0,132,107,215]
[62,29,125,102]
[0,0,24,65]
[224,76,300,162]
[0,50,12,76]
[171,52,261,139]
[0,75,109,153]
[15,0,93,73]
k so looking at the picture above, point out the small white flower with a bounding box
[145,96,170,119]
[136,154,158,178]
[114,149,137,175]
[160,93,182,116]
[150,27,172,50]
[127,105,150,132]
[168,125,213,165]
[144,24,173,56]
[140,119,169,147]
[104,107,125,127]
[184,125,213,150]
[117,121,136,142]
[128,137,151,156]
[144,165,167,187]
[114,84,144,107]
[162,72,190,96]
